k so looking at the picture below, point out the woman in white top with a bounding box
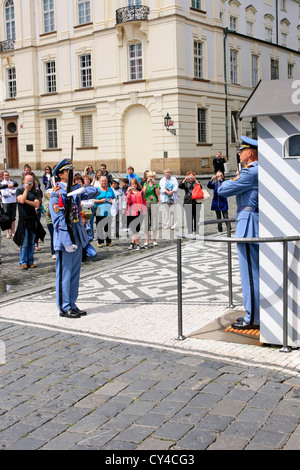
[0,170,18,238]
[159,168,179,230]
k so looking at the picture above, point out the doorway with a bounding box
[4,118,19,169]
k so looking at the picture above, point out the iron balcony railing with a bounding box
[116,5,150,24]
[0,39,15,53]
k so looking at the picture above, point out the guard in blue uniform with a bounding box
[218,136,259,330]
[50,159,100,318]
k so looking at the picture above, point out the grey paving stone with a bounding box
[152,422,193,441]
[27,421,68,441]
[251,429,290,449]
[210,398,246,417]
[273,398,300,418]
[262,413,299,434]
[41,431,88,450]
[5,437,46,450]
[175,428,216,450]
[236,406,272,423]
[171,406,207,425]
[188,392,223,409]
[135,412,169,428]
[111,424,155,444]
[207,436,248,450]
[223,419,262,439]
[196,414,233,432]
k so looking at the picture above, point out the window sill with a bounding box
[193,78,210,83]
[76,147,98,150]
[74,22,93,29]
[42,148,62,152]
[123,80,146,85]
[197,143,213,146]
[190,8,206,15]
[40,31,57,38]
[74,87,94,92]
[40,92,58,97]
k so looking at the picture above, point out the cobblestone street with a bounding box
[0,203,300,451]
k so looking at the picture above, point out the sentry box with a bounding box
[240,79,300,348]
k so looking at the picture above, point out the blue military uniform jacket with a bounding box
[50,182,99,251]
[217,161,258,237]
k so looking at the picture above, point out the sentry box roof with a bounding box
[239,79,300,120]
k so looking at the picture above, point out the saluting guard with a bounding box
[217,136,259,330]
[50,158,101,318]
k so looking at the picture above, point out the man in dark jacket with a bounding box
[213,152,226,174]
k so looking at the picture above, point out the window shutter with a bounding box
[81,115,93,147]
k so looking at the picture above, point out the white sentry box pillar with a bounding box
[240,79,300,347]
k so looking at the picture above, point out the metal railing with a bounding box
[116,6,150,24]
[176,219,300,353]
[0,39,15,52]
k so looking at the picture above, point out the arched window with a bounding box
[284,134,300,158]
[5,0,15,41]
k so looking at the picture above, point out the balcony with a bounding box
[0,39,15,53]
[116,5,150,25]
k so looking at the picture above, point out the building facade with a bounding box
[0,0,299,174]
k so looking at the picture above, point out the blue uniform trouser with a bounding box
[237,242,259,325]
[55,230,82,313]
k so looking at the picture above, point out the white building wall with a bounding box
[0,0,299,174]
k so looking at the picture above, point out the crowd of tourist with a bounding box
[0,154,229,266]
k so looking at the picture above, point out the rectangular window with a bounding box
[230,50,238,84]
[265,27,273,42]
[45,61,56,93]
[80,54,92,88]
[288,63,294,79]
[7,67,16,98]
[78,0,91,25]
[230,16,237,31]
[5,0,15,40]
[271,58,279,80]
[43,0,55,33]
[251,55,259,87]
[46,118,57,149]
[197,108,207,143]
[81,115,93,147]
[194,41,203,79]
[247,21,253,37]
[280,0,287,11]
[191,0,202,10]
[129,43,143,81]
[281,32,287,47]
[128,0,142,6]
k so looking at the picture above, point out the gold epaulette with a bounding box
[53,185,61,192]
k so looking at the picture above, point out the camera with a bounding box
[28,181,33,186]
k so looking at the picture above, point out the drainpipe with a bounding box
[275,0,279,45]
[224,28,229,162]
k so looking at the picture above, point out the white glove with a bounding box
[65,244,78,253]
[67,187,85,197]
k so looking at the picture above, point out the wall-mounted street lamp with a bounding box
[164,113,176,136]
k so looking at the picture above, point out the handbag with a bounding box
[0,207,11,231]
[192,183,210,203]
[192,183,204,201]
